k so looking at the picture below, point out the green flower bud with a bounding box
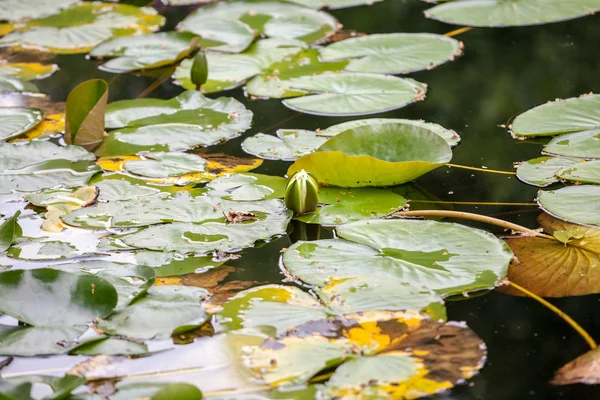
[285,169,319,215]
[191,48,208,90]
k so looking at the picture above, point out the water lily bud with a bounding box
[191,48,208,90]
[285,169,319,215]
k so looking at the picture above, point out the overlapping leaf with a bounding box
[538,185,600,227]
[0,107,42,141]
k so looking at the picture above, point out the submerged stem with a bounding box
[395,210,555,241]
[444,26,473,37]
[507,280,597,350]
[446,163,516,175]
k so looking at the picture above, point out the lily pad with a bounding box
[245,311,485,397]
[70,337,149,356]
[0,0,78,22]
[294,187,407,225]
[242,130,328,161]
[424,0,600,27]
[206,173,287,201]
[0,141,100,194]
[0,62,58,94]
[90,31,200,73]
[515,156,581,187]
[283,219,513,296]
[511,94,600,137]
[556,160,600,184]
[320,33,462,74]
[0,107,43,141]
[288,123,451,187]
[503,213,600,297]
[542,129,600,159]
[552,346,600,385]
[10,113,65,141]
[538,185,600,227]
[0,268,117,325]
[0,2,165,54]
[177,1,338,53]
[173,38,306,93]
[0,374,85,400]
[319,117,462,147]
[124,152,207,178]
[106,199,292,254]
[98,285,210,340]
[283,0,383,10]
[282,73,427,116]
[131,251,226,277]
[0,325,86,356]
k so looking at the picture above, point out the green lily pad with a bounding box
[0,107,43,141]
[103,90,252,132]
[294,187,406,225]
[107,199,292,254]
[173,38,306,93]
[0,77,39,94]
[0,141,100,194]
[538,185,600,228]
[320,33,462,74]
[556,160,600,184]
[98,285,210,340]
[516,156,581,187]
[0,62,58,94]
[0,325,86,356]
[0,268,118,325]
[0,2,165,54]
[206,173,287,201]
[131,251,226,277]
[124,152,207,178]
[283,0,383,9]
[282,73,427,116]
[242,130,329,161]
[0,0,78,22]
[246,49,348,98]
[283,219,513,296]
[511,94,600,137]
[70,337,149,356]
[424,0,600,27]
[110,382,203,400]
[90,32,200,73]
[319,117,462,147]
[177,1,337,53]
[288,123,451,187]
[95,179,163,201]
[542,129,600,159]
[0,374,85,400]
[53,260,156,310]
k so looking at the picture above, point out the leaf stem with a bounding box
[507,280,597,350]
[409,200,537,207]
[444,27,473,37]
[446,163,515,175]
[395,210,556,240]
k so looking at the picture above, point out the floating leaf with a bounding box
[64,79,108,151]
[0,374,85,400]
[152,383,203,400]
[0,325,86,356]
[242,130,328,161]
[552,346,600,385]
[10,113,65,141]
[0,141,99,194]
[515,156,581,187]
[556,160,600,184]
[173,38,306,93]
[124,152,207,178]
[98,286,209,340]
[503,213,600,297]
[283,219,512,296]
[0,2,165,54]
[542,129,600,159]
[131,251,226,277]
[425,0,600,27]
[0,76,38,94]
[0,62,58,94]
[288,123,451,187]
[0,107,43,141]
[90,32,200,73]
[0,268,118,326]
[511,94,600,137]
[320,33,462,74]
[294,187,406,225]
[538,185,600,227]
[245,311,485,397]
[0,0,78,22]
[206,173,287,201]
[105,199,292,254]
[282,73,427,116]
[283,0,383,10]
[319,117,462,147]
[0,210,21,252]
[70,337,149,356]
[177,1,338,53]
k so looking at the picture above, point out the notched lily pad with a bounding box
[123,152,207,178]
[242,129,328,161]
[538,185,600,228]
[206,173,287,201]
[542,129,600,159]
[0,106,43,141]
[515,156,581,187]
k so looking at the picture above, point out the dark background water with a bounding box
[22,0,600,398]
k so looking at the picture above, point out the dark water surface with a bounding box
[6,0,600,398]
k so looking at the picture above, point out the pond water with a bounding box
[1,0,600,399]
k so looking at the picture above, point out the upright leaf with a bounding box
[0,211,21,253]
[65,79,108,151]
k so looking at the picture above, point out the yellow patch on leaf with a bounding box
[10,113,64,141]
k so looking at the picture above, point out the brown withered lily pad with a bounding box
[244,310,486,398]
[502,213,600,297]
[552,346,600,385]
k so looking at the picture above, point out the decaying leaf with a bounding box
[552,346,600,385]
[225,211,258,224]
[502,213,600,297]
